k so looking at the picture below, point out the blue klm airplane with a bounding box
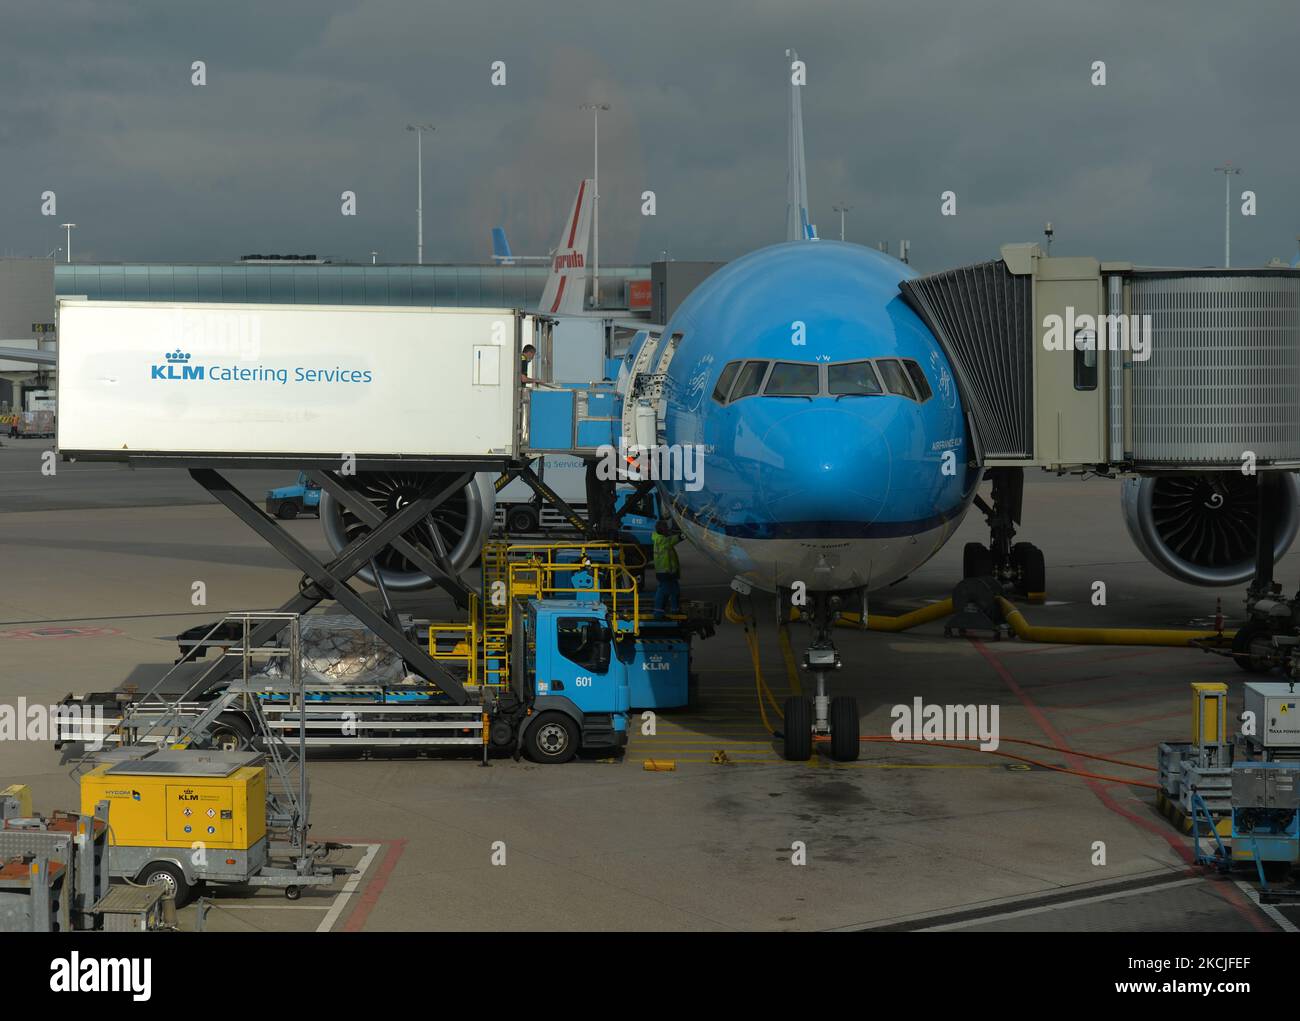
[643,52,983,760]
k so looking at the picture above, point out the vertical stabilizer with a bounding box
[785,49,817,242]
[539,179,595,314]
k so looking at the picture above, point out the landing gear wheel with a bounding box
[524,712,579,764]
[277,502,299,520]
[1012,542,1046,602]
[829,696,860,761]
[963,542,994,579]
[1233,620,1274,673]
[138,861,191,908]
[782,696,813,761]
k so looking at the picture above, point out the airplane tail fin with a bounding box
[491,226,514,264]
[785,49,817,242]
[539,178,595,315]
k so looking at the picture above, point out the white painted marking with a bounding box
[317,843,380,933]
[920,877,1202,930]
[1234,880,1299,933]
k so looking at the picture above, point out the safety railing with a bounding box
[427,541,648,695]
[428,593,479,687]
[505,553,642,636]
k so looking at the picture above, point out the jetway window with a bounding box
[729,360,770,402]
[712,362,741,404]
[828,361,883,396]
[1073,330,1098,391]
[764,362,820,396]
[903,360,933,402]
[876,359,917,400]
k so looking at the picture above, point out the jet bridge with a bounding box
[900,243,1300,473]
[900,246,1300,591]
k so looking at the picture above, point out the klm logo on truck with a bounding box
[153,350,204,381]
[149,350,374,386]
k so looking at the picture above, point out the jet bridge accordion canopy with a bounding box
[899,260,1034,461]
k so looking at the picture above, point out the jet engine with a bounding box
[1120,472,1300,586]
[320,471,496,591]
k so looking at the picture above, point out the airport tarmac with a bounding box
[1,436,1296,932]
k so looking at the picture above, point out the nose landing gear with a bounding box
[782,594,859,762]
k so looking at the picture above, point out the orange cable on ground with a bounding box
[859,736,1159,789]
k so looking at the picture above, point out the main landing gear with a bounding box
[963,467,1046,601]
[782,592,860,762]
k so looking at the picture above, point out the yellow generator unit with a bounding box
[81,752,266,851]
[79,750,272,905]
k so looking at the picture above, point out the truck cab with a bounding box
[519,600,630,763]
[264,472,321,520]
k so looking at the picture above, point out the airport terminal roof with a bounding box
[54,262,648,309]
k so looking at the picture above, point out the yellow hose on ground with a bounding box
[741,622,783,734]
[996,597,1232,648]
[777,624,803,696]
[747,591,1230,648]
[830,598,955,632]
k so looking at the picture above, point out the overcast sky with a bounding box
[3,0,1298,273]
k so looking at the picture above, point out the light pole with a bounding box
[406,124,434,264]
[60,224,76,263]
[832,203,851,241]
[581,103,610,309]
[1213,163,1242,267]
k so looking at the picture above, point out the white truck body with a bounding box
[56,300,526,463]
[495,454,589,532]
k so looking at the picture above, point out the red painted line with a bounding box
[969,639,1271,932]
[327,837,408,933]
[1051,683,1191,710]
[1014,669,1170,692]
[1107,740,1165,757]
[1062,709,1186,736]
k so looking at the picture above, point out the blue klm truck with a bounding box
[264,472,321,519]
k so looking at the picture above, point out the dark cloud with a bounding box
[1,0,1297,271]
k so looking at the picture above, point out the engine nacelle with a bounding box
[321,471,496,591]
[1121,472,1300,586]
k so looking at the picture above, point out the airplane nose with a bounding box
[757,407,892,525]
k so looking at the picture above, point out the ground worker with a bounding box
[652,518,683,618]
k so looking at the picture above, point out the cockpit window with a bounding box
[712,362,741,404]
[710,356,930,405]
[876,359,916,399]
[763,362,820,396]
[827,361,882,396]
[903,360,933,402]
[729,360,769,402]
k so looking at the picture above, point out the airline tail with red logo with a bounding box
[539,178,594,315]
